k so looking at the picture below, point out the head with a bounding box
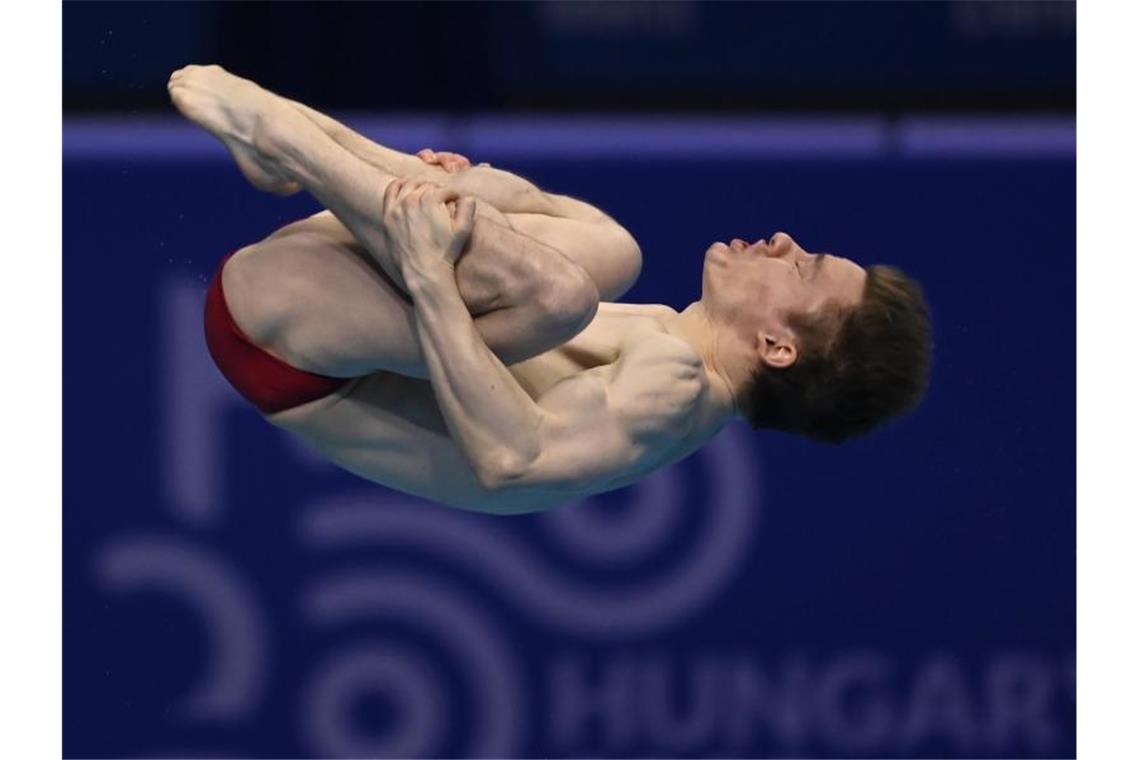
[700,232,931,443]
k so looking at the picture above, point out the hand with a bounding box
[416,148,490,173]
[381,178,478,283]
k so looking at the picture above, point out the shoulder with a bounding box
[617,329,702,370]
[596,302,678,321]
[610,332,706,438]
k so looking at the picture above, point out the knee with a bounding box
[603,226,643,300]
[535,259,600,339]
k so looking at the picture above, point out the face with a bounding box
[701,231,867,365]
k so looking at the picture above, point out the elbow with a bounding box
[473,448,536,491]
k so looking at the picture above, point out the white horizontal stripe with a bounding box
[63,114,1074,160]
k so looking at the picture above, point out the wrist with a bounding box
[403,259,456,295]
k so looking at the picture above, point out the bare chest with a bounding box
[508,304,673,397]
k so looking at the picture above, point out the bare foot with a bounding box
[168,64,301,196]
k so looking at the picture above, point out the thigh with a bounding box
[267,208,544,312]
[225,213,591,380]
[287,207,640,303]
[268,370,521,512]
[224,229,426,378]
[504,212,642,301]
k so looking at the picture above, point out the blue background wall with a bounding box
[64,2,1075,112]
[63,116,1074,758]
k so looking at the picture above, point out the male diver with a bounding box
[168,65,931,514]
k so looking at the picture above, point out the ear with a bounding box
[757,332,798,370]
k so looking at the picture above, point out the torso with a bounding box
[264,302,716,513]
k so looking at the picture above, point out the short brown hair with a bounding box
[741,265,932,443]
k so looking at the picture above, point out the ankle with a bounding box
[252,103,307,169]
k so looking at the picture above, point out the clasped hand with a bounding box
[381,178,478,284]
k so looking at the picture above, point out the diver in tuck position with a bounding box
[168,65,931,514]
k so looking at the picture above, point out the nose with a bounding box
[763,232,795,258]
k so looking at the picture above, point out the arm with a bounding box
[387,180,695,491]
[385,178,567,483]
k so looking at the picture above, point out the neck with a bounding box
[662,301,743,425]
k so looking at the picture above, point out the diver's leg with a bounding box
[170,65,597,375]
[224,226,591,379]
[285,98,642,299]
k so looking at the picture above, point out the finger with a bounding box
[406,182,439,212]
[418,185,454,217]
[410,180,438,201]
[383,178,403,212]
[397,178,425,203]
[431,188,462,216]
[455,196,477,235]
[442,152,469,169]
[437,152,470,169]
[417,148,436,162]
[460,195,477,223]
[447,196,478,260]
[440,151,471,164]
[431,186,461,204]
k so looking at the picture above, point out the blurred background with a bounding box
[64,2,1075,758]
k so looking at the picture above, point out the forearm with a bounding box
[406,263,544,482]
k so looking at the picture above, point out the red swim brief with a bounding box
[204,252,350,413]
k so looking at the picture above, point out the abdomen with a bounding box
[265,370,564,513]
